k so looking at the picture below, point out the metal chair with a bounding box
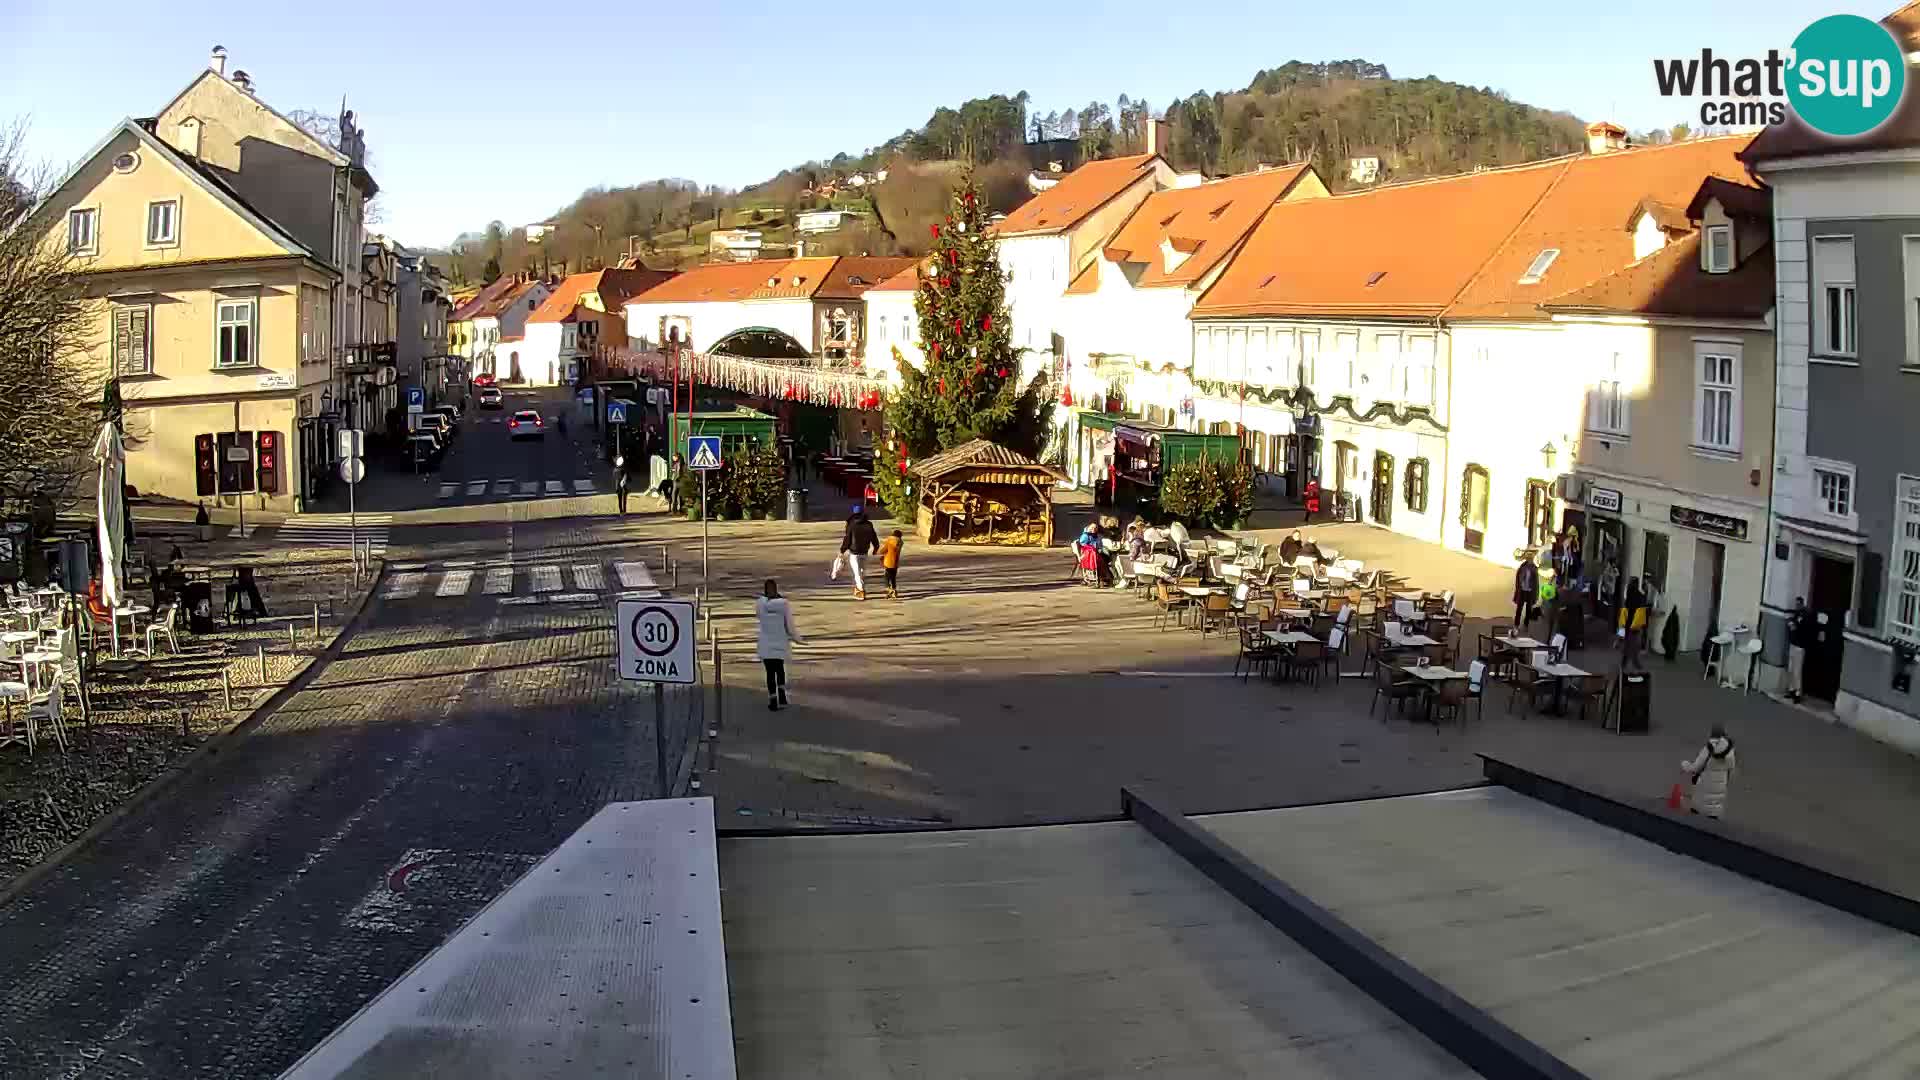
[1235,626,1279,682]
[1370,661,1420,717]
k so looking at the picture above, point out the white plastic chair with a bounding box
[1738,637,1764,693]
[1292,576,1313,597]
[1394,599,1417,621]
[146,602,181,656]
[25,679,68,753]
[1336,605,1352,626]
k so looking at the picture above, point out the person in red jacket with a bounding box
[1303,480,1322,522]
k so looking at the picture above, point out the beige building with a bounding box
[1545,180,1777,650]
[28,48,377,512]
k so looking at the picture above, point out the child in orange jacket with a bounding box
[878,529,904,599]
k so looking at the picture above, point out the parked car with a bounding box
[473,373,497,388]
[402,433,443,471]
[507,410,545,440]
[416,413,452,444]
[478,387,503,409]
[435,403,463,424]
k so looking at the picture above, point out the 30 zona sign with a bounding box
[615,598,697,684]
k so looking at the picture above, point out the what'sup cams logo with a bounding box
[1654,14,1909,136]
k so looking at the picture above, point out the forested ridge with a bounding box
[432,59,1600,285]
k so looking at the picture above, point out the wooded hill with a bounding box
[432,59,1596,285]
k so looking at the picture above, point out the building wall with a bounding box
[1759,157,1920,745]
[863,290,920,377]
[495,284,551,343]
[622,297,815,355]
[521,322,565,387]
[45,129,286,268]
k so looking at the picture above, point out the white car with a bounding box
[478,387,503,409]
[507,410,545,439]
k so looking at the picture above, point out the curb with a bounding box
[0,561,390,910]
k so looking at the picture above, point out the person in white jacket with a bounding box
[755,579,804,711]
[1682,723,1737,819]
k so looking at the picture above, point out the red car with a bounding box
[473,373,497,388]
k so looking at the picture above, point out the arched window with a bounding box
[1404,458,1429,514]
[1460,464,1490,553]
[1371,451,1394,526]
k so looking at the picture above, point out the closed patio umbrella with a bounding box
[92,423,126,610]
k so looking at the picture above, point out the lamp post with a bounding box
[1541,441,1558,472]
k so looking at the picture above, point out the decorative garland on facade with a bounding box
[607,347,888,411]
[1188,379,1448,433]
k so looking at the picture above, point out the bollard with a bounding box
[222,668,233,711]
[258,643,268,684]
[659,543,668,572]
[312,601,321,638]
[287,622,298,651]
[671,558,679,590]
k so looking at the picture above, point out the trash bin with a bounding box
[786,488,807,523]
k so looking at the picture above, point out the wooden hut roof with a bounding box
[910,440,1065,484]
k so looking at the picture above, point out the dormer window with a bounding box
[1705,224,1733,273]
[1366,271,1388,288]
[1160,238,1192,274]
[1518,248,1560,285]
[1209,201,1231,220]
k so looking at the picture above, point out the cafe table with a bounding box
[1273,606,1314,624]
[1263,630,1320,646]
[111,603,151,657]
[1401,664,1469,722]
[1536,662,1592,716]
[1386,631,1440,648]
[20,650,59,693]
[1178,585,1224,598]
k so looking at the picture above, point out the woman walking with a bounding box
[1513,557,1540,632]
[755,579,804,711]
[1681,723,1737,819]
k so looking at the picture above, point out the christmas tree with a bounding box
[871,178,1054,521]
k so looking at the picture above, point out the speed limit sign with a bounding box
[615,598,696,684]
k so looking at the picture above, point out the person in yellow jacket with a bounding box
[878,528,904,599]
[1618,575,1651,668]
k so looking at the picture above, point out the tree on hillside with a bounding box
[871,178,1053,522]
[0,123,105,521]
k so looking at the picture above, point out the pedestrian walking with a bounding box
[833,504,880,600]
[657,453,682,508]
[1680,723,1737,818]
[879,528,904,599]
[1618,575,1650,668]
[1513,557,1540,631]
[755,579,804,711]
[613,456,630,516]
[1786,596,1813,702]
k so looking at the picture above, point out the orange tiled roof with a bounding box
[452,277,516,321]
[1446,135,1756,319]
[746,257,838,300]
[1192,159,1567,319]
[869,264,923,292]
[1064,261,1101,296]
[1744,5,1920,162]
[816,256,918,299]
[1092,165,1314,291]
[468,280,545,320]
[627,258,823,304]
[530,272,601,323]
[1541,231,1774,320]
[990,153,1159,237]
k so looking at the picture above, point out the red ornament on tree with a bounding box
[1062,387,1074,407]
[996,367,1008,378]
[938,377,946,395]
[932,342,941,359]
[929,224,940,238]
[983,316,993,332]
[940,276,951,289]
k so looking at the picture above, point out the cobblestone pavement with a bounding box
[0,518,688,1079]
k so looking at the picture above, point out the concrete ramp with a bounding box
[720,821,1474,1079]
[1199,787,1920,1080]
[280,798,734,1079]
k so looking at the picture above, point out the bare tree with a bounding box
[0,121,106,521]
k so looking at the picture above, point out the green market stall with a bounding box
[1087,418,1240,519]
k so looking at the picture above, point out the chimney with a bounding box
[1146,118,1169,158]
[209,45,227,76]
[232,69,254,96]
[793,239,804,258]
[1585,121,1627,155]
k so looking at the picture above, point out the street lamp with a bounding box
[1541,441,1557,471]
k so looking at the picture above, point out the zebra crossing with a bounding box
[378,558,662,603]
[434,477,606,501]
[274,514,392,554]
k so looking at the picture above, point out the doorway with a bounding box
[1462,465,1490,553]
[1371,451,1394,526]
[1690,540,1726,652]
[1804,553,1854,702]
[1525,480,1556,550]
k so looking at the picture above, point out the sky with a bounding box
[0,0,1884,250]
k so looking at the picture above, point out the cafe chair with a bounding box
[1235,625,1279,682]
[1323,626,1350,680]
[1548,633,1568,664]
[1153,582,1192,632]
[1573,673,1610,723]
[1430,677,1472,727]
[144,601,181,656]
[1196,592,1233,637]
[1466,659,1489,723]
[1285,637,1327,686]
[1508,664,1552,714]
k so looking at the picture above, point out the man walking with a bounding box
[837,504,880,600]
[613,456,630,517]
[1787,596,1813,702]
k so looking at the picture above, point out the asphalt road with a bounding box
[0,519,689,1079]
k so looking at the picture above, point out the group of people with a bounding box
[831,504,903,601]
[1509,527,1665,667]
[1072,516,1164,588]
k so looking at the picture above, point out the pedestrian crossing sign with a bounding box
[687,435,722,471]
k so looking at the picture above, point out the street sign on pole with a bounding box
[225,446,252,463]
[615,598,697,684]
[687,435,722,471]
[406,387,425,415]
[339,458,366,484]
[607,401,627,425]
[337,429,365,459]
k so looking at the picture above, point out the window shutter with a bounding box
[128,308,148,374]
[113,309,132,372]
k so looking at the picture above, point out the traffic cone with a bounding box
[1666,783,1685,811]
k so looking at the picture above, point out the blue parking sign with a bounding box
[687,435,722,471]
[406,386,424,414]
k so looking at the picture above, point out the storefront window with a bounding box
[1404,458,1429,514]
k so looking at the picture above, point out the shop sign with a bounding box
[1670,504,1749,542]
[1588,486,1623,513]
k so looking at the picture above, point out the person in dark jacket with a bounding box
[1278,530,1304,568]
[1513,558,1540,631]
[613,457,630,516]
[1786,597,1814,702]
[1619,576,1651,669]
[838,504,880,600]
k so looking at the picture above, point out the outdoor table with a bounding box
[0,680,27,751]
[1264,630,1319,645]
[1401,664,1469,722]
[1536,662,1591,716]
[1497,635,1547,651]
[0,630,37,665]
[112,603,151,656]
[1387,632,1440,648]
[1273,606,1314,623]
[20,650,58,693]
[180,565,213,581]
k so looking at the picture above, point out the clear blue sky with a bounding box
[0,0,1875,249]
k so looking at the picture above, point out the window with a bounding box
[1518,248,1560,284]
[1892,475,1920,644]
[1693,343,1740,453]
[877,315,887,342]
[1332,330,1357,391]
[1705,225,1732,273]
[146,199,179,246]
[1811,460,1855,522]
[1401,334,1435,406]
[1525,479,1556,548]
[112,305,152,376]
[1404,458,1429,513]
[1297,330,1318,388]
[1906,237,1920,369]
[216,298,257,368]
[1588,350,1630,435]
[68,208,97,255]
[1370,331,1400,396]
[1813,236,1856,357]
